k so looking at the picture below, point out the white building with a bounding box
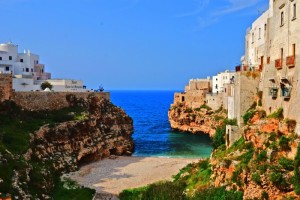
[0,42,87,92]
[212,70,236,94]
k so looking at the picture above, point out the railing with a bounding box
[275,59,282,69]
[281,87,291,99]
[269,87,278,99]
[286,55,295,67]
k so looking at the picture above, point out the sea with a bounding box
[110,90,212,158]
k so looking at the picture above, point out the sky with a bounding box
[0,0,269,90]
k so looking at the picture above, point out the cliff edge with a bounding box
[0,93,134,199]
[168,103,226,137]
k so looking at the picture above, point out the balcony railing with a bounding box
[269,87,278,99]
[286,55,295,67]
[275,59,282,69]
[281,87,291,99]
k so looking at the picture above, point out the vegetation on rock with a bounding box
[0,94,134,199]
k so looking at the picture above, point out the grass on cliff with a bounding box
[52,178,95,200]
[119,159,243,200]
[0,100,85,154]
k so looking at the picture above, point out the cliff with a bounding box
[168,103,226,137]
[210,109,300,199]
[0,93,134,199]
[122,108,300,200]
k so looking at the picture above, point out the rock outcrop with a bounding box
[0,94,134,199]
[168,103,226,137]
[27,95,134,171]
[210,111,300,199]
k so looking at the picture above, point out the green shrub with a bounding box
[252,172,262,185]
[243,109,255,124]
[279,136,291,151]
[120,181,186,200]
[256,150,268,163]
[212,127,225,149]
[199,104,212,111]
[279,157,294,171]
[268,132,277,141]
[223,118,237,126]
[185,108,193,113]
[294,144,300,194]
[191,187,243,200]
[40,81,53,90]
[267,107,284,119]
[261,191,269,200]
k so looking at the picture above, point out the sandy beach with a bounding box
[67,156,199,197]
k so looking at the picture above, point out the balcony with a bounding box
[281,87,291,99]
[269,87,278,99]
[286,55,295,68]
[275,59,282,69]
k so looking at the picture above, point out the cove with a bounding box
[111,90,212,158]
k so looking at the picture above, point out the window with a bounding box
[281,11,284,26]
[5,66,9,71]
[20,59,23,63]
[264,23,267,31]
[293,4,296,19]
[281,48,284,61]
[252,33,254,43]
[259,28,261,39]
[0,57,2,60]
[9,56,12,60]
[31,68,33,72]
[26,68,29,72]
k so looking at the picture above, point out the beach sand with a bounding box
[67,156,199,197]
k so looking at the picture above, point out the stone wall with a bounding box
[206,93,223,111]
[234,71,260,126]
[225,125,241,148]
[0,74,13,102]
[173,90,208,109]
[13,92,110,111]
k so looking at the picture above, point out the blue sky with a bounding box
[0,0,268,90]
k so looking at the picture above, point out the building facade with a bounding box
[242,0,300,133]
[0,42,87,92]
[172,78,212,109]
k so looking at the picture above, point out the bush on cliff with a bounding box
[293,144,300,194]
[212,118,237,149]
[267,107,284,119]
[242,109,255,124]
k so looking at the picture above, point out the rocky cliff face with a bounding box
[168,103,226,137]
[211,110,300,199]
[0,94,134,199]
[26,95,134,171]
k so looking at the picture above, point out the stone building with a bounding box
[0,42,87,92]
[243,0,300,133]
[212,70,236,94]
[172,78,211,109]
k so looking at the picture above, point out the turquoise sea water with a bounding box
[110,91,212,158]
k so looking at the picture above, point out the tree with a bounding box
[40,81,53,90]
